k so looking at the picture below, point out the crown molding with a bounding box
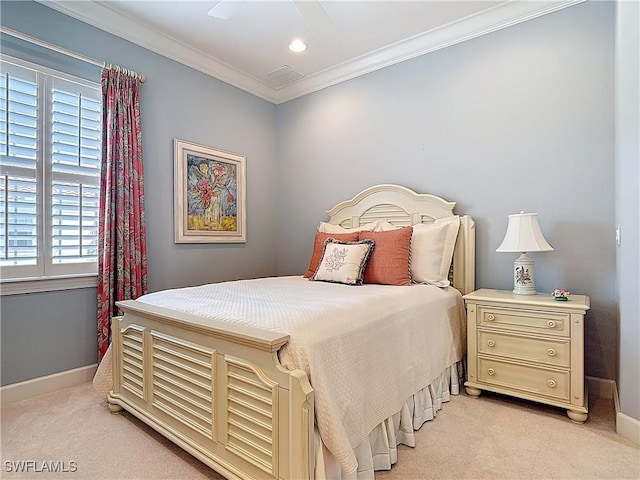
[36,0,583,105]
[36,0,279,103]
[276,0,584,104]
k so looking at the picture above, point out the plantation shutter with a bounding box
[0,62,39,276]
[50,78,101,267]
[0,56,101,280]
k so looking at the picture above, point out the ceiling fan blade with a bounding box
[294,0,331,32]
[207,0,243,20]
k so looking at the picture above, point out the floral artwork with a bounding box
[187,155,237,232]
[174,139,246,243]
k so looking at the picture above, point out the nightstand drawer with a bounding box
[478,357,570,401]
[478,330,570,367]
[478,306,569,337]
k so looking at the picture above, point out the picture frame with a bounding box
[174,139,246,243]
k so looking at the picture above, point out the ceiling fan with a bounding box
[207,0,331,32]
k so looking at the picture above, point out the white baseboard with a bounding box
[0,364,98,404]
[610,379,640,445]
[616,411,640,445]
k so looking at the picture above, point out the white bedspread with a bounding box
[136,276,466,474]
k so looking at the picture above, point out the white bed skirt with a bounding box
[315,361,463,480]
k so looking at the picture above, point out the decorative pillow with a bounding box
[410,216,460,287]
[303,232,360,278]
[358,226,413,286]
[374,221,401,232]
[312,239,375,285]
[317,221,377,234]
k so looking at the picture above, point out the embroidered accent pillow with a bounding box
[303,232,360,278]
[410,216,460,287]
[359,226,413,285]
[312,239,375,285]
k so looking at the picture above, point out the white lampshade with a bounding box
[496,212,552,295]
[496,212,553,253]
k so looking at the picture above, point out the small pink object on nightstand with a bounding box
[552,289,570,301]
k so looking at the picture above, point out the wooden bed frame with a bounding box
[107,184,475,480]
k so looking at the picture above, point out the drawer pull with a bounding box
[547,379,557,388]
[547,320,557,328]
[486,314,496,321]
[487,368,495,376]
[487,340,495,347]
[547,348,557,357]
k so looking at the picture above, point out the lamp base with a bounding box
[512,253,537,295]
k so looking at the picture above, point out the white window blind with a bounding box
[0,55,101,281]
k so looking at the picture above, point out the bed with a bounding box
[98,184,475,480]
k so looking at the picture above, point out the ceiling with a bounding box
[39,0,581,104]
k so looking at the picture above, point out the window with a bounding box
[0,55,101,286]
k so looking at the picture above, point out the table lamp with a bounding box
[496,212,553,295]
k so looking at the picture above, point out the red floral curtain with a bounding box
[97,67,148,360]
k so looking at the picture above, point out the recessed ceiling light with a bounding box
[289,39,307,53]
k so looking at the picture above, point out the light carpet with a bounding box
[1,383,638,479]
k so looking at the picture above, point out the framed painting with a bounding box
[174,139,246,243]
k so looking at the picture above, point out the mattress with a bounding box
[135,276,466,474]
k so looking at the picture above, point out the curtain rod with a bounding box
[0,26,146,83]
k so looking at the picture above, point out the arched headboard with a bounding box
[325,184,475,295]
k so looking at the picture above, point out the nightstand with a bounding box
[463,288,590,423]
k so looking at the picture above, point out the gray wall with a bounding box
[275,1,617,381]
[615,0,640,421]
[0,1,278,385]
[1,289,97,385]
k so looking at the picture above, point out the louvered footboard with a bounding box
[107,300,314,480]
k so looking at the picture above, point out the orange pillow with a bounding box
[359,226,413,285]
[303,232,360,278]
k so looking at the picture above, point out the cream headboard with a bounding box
[325,184,475,295]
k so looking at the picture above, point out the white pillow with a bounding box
[312,239,375,285]
[374,221,401,232]
[410,216,460,287]
[317,221,377,234]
